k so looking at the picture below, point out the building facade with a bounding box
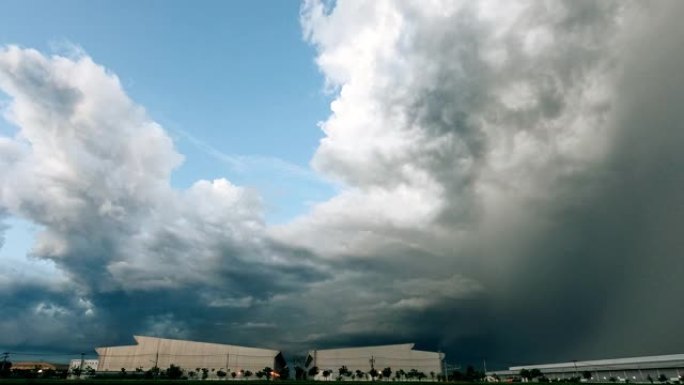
[488,354,684,383]
[306,344,444,381]
[96,336,285,376]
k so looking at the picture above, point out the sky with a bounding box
[1,0,684,371]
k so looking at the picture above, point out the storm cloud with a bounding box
[1,0,684,368]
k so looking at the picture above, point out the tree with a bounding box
[647,375,654,384]
[295,366,306,380]
[369,368,379,381]
[408,369,419,380]
[520,369,531,381]
[356,370,365,380]
[322,370,332,381]
[529,369,542,380]
[451,370,464,381]
[279,367,290,380]
[309,366,320,378]
[202,368,209,380]
[245,370,253,380]
[257,371,265,380]
[397,369,406,381]
[339,366,351,379]
[71,366,83,378]
[145,366,160,379]
[167,364,184,379]
[464,366,484,382]
[659,374,668,383]
[583,371,593,381]
[0,360,11,378]
[263,367,273,381]
[382,368,393,381]
[217,370,227,380]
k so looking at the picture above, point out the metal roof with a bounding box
[508,354,684,372]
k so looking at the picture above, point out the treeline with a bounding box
[0,359,487,382]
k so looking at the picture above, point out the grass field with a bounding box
[0,381,601,385]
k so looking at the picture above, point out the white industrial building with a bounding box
[96,336,285,375]
[306,344,444,381]
[487,354,684,383]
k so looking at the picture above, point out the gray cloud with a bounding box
[282,0,684,365]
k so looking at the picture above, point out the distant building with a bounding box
[68,358,99,372]
[487,354,684,383]
[95,335,285,377]
[12,361,68,371]
[305,343,444,381]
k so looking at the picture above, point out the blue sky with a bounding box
[0,0,334,222]
[0,0,338,265]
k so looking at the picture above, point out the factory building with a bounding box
[95,336,285,375]
[306,344,444,381]
[487,354,684,383]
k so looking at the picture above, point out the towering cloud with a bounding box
[275,0,684,364]
[0,46,322,351]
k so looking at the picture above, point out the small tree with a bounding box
[583,371,592,381]
[257,371,265,380]
[279,367,290,380]
[71,366,83,378]
[369,368,379,381]
[339,366,351,379]
[263,367,273,381]
[659,374,668,383]
[309,367,320,378]
[202,368,209,380]
[322,370,332,381]
[167,364,183,379]
[382,368,393,381]
[356,370,365,380]
[295,366,306,380]
[245,370,253,380]
[217,370,227,380]
[530,369,542,380]
[0,360,11,378]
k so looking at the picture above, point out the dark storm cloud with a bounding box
[291,0,684,367]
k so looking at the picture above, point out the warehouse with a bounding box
[306,344,444,381]
[487,354,684,382]
[96,335,285,376]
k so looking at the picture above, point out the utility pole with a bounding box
[369,356,375,370]
[572,360,579,379]
[483,359,488,374]
[439,351,446,381]
[79,352,85,379]
[1,352,9,373]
